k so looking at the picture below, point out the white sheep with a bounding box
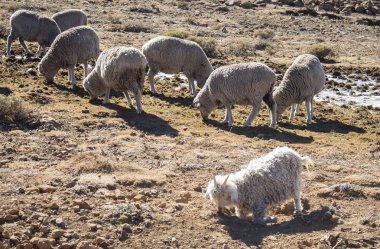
[6,9,61,57]
[52,9,87,32]
[205,147,312,224]
[38,26,100,86]
[83,46,148,114]
[142,36,214,96]
[274,54,325,124]
[193,62,277,128]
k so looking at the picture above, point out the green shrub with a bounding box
[308,44,337,60]
[0,95,30,122]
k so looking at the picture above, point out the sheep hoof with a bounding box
[255,216,277,225]
[136,109,142,114]
[102,100,109,104]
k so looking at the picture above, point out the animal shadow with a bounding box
[0,87,13,96]
[47,80,87,98]
[147,92,194,107]
[204,119,314,144]
[91,100,179,137]
[218,207,338,247]
[280,118,366,134]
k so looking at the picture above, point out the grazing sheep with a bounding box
[274,54,325,124]
[142,36,213,96]
[205,147,313,224]
[52,9,87,32]
[6,9,61,57]
[83,47,148,114]
[193,62,277,128]
[38,26,100,85]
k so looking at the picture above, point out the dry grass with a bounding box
[227,38,256,57]
[0,95,30,122]
[255,29,275,40]
[308,44,337,61]
[163,30,190,39]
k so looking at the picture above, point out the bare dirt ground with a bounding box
[0,1,379,249]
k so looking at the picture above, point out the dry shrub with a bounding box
[59,152,116,175]
[308,44,337,61]
[255,29,275,40]
[163,30,218,57]
[163,30,190,39]
[0,23,7,40]
[0,95,30,122]
[228,39,256,57]
[130,6,154,13]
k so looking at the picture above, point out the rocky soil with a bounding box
[0,0,379,248]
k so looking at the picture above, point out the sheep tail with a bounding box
[301,156,313,173]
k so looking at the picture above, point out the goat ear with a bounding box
[222,175,229,187]
[213,176,218,186]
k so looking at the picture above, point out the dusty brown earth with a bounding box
[0,1,380,249]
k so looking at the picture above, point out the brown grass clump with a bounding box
[308,44,337,61]
[0,95,31,122]
[255,29,275,40]
[58,153,116,175]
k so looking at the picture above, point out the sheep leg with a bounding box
[243,102,261,127]
[295,103,300,115]
[188,77,197,96]
[103,87,110,104]
[123,91,133,108]
[293,196,303,216]
[69,66,76,86]
[253,206,277,225]
[289,105,296,120]
[235,207,248,220]
[148,69,156,93]
[134,89,142,114]
[83,62,89,77]
[223,105,234,127]
[263,92,277,128]
[306,98,312,124]
[310,98,314,120]
[6,32,17,57]
[18,38,31,56]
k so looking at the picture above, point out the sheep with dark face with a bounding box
[52,9,87,32]
[193,62,277,128]
[274,54,325,124]
[83,47,148,114]
[205,147,312,224]
[142,36,213,96]
[6,9,61,57]
[38,26,99,85]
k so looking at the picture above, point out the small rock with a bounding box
[76,241,97,249]
[55,218,66,228]
[38,185,57,193]
[48,202,59,210]
[7,209,19,215]
[27,68,37,76]
[51,229,64,239]
[133,194,146,202]
[82,109,90,114]
[193,185,202,192]
[73,200,92,210]
[158,202,166,208]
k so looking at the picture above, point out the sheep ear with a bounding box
[213,176,218,186]
[222,175,229,187]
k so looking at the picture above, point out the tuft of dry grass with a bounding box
[255,29,275,40]
[163,30,190,39]
[308,44,337,61]
[58,152,116,175]
[227,39,256,57]
[0,95,30,122]
[0,23,7,40]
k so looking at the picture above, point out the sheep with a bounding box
[193,62,277,128]
[274,54,325,124]
[205,147,313,225]
[142,36,213,96]
[83,47,148,114]
[6,9,61,57]
[38,26,100,86]
[52,9,87,32]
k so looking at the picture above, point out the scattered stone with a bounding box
[176,191,191,203]
[73,200,92,210]
[343,174,380,187]
[55,218,66,229]
[48,202,59,210]
[76,241,97,249]
[271,198,310,215]
[38,185,57,193]
[315,183,365,199]
[193,185,202,192]
[133,194,146,202]
[27,68,37,76]
[82,109,90,114]
[51,229,64,239]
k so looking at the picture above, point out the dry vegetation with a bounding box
[0,0,379,249]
